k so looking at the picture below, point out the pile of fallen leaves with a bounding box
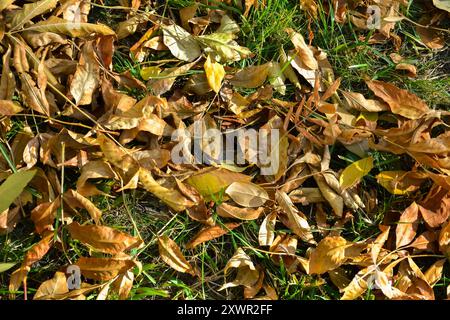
[0,0,449,300]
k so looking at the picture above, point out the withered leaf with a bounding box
[75,257,136,281]
[217,202,264,220]
[225,181,269,208]
[276,190,315,244]
[396,202,419,248]
[68,222,143,254]
[34,272,69,300]
[258,212,277,246]
[70,42,100,105]
[219,248,259,290]
[366,80,429,119]
[162,24,201,62]
[185,222,241,249]
[158,235,196,275]
[25,16,115,37]
[309,236,361,274]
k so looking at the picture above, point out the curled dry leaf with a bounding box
[424,259,446,288]
[276,190,315,244]
[26,16,115,37]
[31,197,60,234]
[70,41,100,105]
[9,0,58,30]
[64,189,102,224]
[341,268,370,300]
[342,91,389,113]
[229,63,271,89]
[9,234,53,296]
[376,171,427,195]
[158,235,196,276]
[219,248,260,290]
[34,272,69,300]
[217,202,264,220]
[258,212,277,246]
[309,236,363,274]
[285,28,318,70]
[139,167,194,212]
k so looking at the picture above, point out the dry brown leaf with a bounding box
[225,181,269,208]
[285,28,318,70]
[424,259,446,287]
[229,63,271,88]
[63,189,102,224]
[139,167,194,212]
[34,272,69,300]
[185,222,241,249]
[75,257,136,282]
[217,202,264,220]
[70,41,100,105]
[396,202,419,248]
[258,212,277,246]
[276,190,315,244]
[158,235,196,276]
[68,222,143,254]
[31,197,59,234]
[366,80,429,120]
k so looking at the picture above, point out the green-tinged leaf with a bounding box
[0,262,17,273]
[197,32,251,63]
[433,0,450,12]
[186,168,252,201]
[0,170,36,213]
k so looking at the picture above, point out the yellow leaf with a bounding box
[309,236,349,274]
[204,56,225,93]
[139,168,194,212]
[424,259,446,287]
[140,66,161,81]
[186,167,251,201]
[376,171,426,195]
[339,156,373,190]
